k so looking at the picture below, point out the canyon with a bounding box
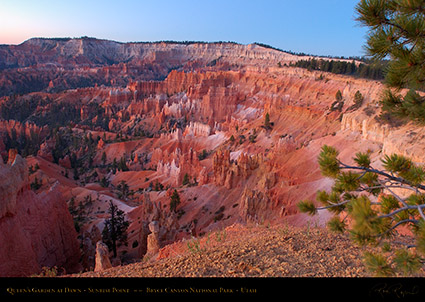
[0,38,424,276]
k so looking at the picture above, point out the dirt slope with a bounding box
[70,224,422,278]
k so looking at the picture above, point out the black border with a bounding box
[1,277,424,300]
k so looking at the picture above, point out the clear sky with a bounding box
[0,0,367,57]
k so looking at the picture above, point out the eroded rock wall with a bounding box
[0,152,81,276]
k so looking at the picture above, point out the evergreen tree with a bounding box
[169,189,181,213]
[182,173,190,186]
[112,158,118,171]
[100,176,109,188]
[354,90,364,106]
[335,90,343,102]
[116,180,130,199]
[30,176,42,191]
[298,145,425,276]
[101,151,107,165]
[264,112,272,130]
[102,201,129,258]
[355,0,425,122]
[73,166,79,180]
[198,149,209,160]
[118,156,129,171]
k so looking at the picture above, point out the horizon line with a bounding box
[2,36,366,60]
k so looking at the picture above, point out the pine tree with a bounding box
[354,90,364,106]
[264,112,272,130]
[118,156,129,171]
[30,176,42,191]
[101,151,107,165]
[335,90,343,102]
[102,201,129,258]
[116,180,130,199]
[298,145,425,276]
[355,0,425,122]
[182,173,190,186]
[169,189,181,212]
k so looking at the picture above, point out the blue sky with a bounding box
[0,0,367,57]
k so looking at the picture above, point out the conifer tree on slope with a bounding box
[102,201,129,258]
[355,0,425,122]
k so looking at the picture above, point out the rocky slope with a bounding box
[1,38,425,277]
[71,223,423,277]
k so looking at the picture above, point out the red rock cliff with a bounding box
[0,152,81,276]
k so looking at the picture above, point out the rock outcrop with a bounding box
[0,150,27,217]
[146,221,161,258]
[341,102,425,164]
[94,241,112,272]
[0,152,81,276]
[130,193,179,259]
[240,189,271,223]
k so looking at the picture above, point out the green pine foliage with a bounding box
[335,90,343,102]
[355,0,425,123]
[298,144,425,276]
[182,173,190,186]
[327,216,346,233]
[297,200,317,215]
[290,58,385,80]
[264,112,272,130]
[354,151,371,168]
[394,248,422,275]
[317,145,340,177]
[363,251,395,277]
[169,189,181,213]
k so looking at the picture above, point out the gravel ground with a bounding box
[70,224,418,278]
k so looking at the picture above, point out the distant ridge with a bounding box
[14,37,366,61]
[21,36,243,46]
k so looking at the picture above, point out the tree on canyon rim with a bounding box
[355,0,425,123]
[298,145,425,276]
[102,201,129,258]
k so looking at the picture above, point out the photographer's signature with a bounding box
[370,283,420,299]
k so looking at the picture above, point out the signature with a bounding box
[370,283,420,299]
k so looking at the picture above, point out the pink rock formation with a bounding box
[146,221,161,258]
[0,153,81,276]
[94,241,112,272]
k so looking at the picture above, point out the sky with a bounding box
[0,0,368,57]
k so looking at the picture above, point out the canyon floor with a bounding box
[70,224,422,278]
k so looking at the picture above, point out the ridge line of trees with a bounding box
[289,58,386,80]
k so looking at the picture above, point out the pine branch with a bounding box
[337,160,425,190]
[316,199,352,211]
[376,205,425,219]
[373,219,419,241]
[385,186,410,208]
